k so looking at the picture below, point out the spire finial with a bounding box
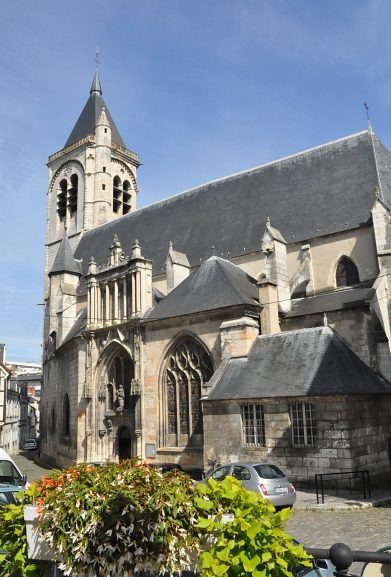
[95,46,100,70]
[323,312,328,327]
[266,216,271,227]
[364,101,372,133]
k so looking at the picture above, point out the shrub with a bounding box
[4,460,311,577]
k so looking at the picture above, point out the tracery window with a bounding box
[165,338,213,446]
[336,257,359,287]
[113,176,132,215]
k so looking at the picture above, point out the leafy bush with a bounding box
[0,491,50,577]
[1,461,311,577]
[195,476,311,577]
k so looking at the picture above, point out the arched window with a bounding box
[113,176,132,215]
[113,176,122,214]
[63,394,70,437]
[57,179,67,220]
[123,180,131,214]
[68,174,78,215]
[164,338,213,447]
[336,257,359,287]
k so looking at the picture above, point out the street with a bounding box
[12,450,55,483]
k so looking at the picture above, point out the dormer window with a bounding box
[113,176,132,215]
[336,256,359,287]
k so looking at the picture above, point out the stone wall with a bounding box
[203,395,391,486]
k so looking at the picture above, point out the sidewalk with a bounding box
[295,483,391,510]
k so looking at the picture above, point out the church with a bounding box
[40,71,391,483]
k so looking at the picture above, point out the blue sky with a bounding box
[1,0,391,362]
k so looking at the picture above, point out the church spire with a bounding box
[64,70,125,149]
[90,69,102,96]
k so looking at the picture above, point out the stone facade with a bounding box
[40,73,391,484]
[203,395,391,485]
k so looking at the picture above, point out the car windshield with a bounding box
[0,460,23,485]
[254,464,285,479]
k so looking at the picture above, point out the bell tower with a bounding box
[44,70,141,286]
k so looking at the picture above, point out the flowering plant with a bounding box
[35,460,201,576]
[26,460,310,577]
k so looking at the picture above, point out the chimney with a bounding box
[257,275,280,334]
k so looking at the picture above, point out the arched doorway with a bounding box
[118,425,132,460]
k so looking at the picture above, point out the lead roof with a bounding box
[74,130,391,276]
[205,326,391,400]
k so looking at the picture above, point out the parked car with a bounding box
[148,462,183,474]
[0,483,25,507]
[0,448,27,487]
[23,438,39,451]
[203,462,296,509]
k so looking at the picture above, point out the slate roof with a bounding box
[143,256,259,321]
[49,233,81,277]
[65,71,125,148]
[205,326,391,400]
[74,130,391,276]
[285,285,374,318]
[61,308,87,346]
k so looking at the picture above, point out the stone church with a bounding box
[40,71,391,483]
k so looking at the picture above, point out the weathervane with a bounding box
[95,46,100,70]
[363,101,372,132]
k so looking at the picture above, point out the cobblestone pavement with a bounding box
[286,505,391,575]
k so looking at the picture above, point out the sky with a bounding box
[1,0,391,363]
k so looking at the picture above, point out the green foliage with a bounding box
[194,476,312,577]
[0,490,50,577]
[36,461,202,576]
[1,464,312,577]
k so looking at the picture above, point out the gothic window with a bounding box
[108,353,134,411]
[113,176,132,215]
[241,403,265,446]
[290,401,316,448]
[63,394,70,437]
[164,338,213,446]
[57,179,67,220]
[68,174,78,215]
[336,257,359,287]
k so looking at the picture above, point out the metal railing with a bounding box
[315,470,371,504]
[307,542,391,577]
